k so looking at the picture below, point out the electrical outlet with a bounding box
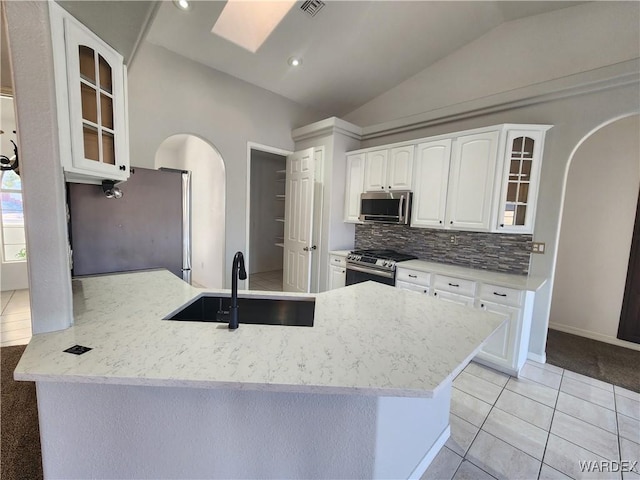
[532,242,546,254]
[450,235,458,245]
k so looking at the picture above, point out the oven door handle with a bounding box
[346,263,395,279]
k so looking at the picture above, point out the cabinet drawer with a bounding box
[432,289,474,307]
[396,269,431,287]
[433,275,476,297]
[330,255,346,267]
[396,280,430,294]
[478,283,523,307]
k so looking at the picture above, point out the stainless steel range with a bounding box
[346,249,418,286]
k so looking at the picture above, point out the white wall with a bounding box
[345,2,640,127]
[4,2,73,332]
[36,381,449,479]
[550,115,640,346]
[127,42,324,288]
[249,150,285,274]
[0,95,29,291]
[155,134,226,289]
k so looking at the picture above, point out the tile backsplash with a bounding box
[355,224,532,275]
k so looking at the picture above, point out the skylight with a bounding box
[211,0,296,53]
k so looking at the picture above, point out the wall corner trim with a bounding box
[292,116,363,142]
[358,59,640,141]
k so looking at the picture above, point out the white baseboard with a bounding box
[408,425,451,480]
[549,323,640,352]
[527,351,547,364]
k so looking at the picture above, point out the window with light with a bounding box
[0,169,26,262]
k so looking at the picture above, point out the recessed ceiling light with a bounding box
[173,0,191,11]
[288,57,302,67]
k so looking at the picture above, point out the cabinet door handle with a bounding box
[450,221,453,225]
[500,223,504,228]
[439,220,442,224]
[408,274,417,278]
[119,165,126,171]
[481,303,485,308]
[448,283,459,287]
[493,292,507,297]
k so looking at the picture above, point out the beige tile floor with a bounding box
[422,360,640,480]
[1,289,32,346]
[248,269,283,292]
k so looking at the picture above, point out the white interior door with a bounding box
[283,148,315,292]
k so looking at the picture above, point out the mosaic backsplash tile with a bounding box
[355,224,532,275]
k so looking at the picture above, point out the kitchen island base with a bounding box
[35,381,451,479]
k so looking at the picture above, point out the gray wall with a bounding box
[127,42,324,287]
[249,150,285,274]
[345,2,640,127]
[550,115,640,346]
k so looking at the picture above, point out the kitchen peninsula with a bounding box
[15,270,504,479]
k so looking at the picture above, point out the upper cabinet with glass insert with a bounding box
[495,127,550,234]
[50,3,129,184]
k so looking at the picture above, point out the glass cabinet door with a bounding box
[79,46,116,166]
[498,130,543,233]
[63,17,126,178]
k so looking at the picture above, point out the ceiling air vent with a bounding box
[300,0,325,17]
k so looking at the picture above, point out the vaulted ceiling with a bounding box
[2,1,585,117]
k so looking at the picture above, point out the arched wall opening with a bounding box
[155,134,225,289]
[549,114,640,349]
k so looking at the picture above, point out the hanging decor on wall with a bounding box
[0,129,19,174]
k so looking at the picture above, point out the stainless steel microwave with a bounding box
[359,191,412,225]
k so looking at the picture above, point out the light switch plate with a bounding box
[532,242,546,254]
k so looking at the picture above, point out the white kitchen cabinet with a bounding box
[475,301,518,369]
[363,146,414,192]
[328,254,346,290]
[343,153,365,223]
[396,280,429,294]
[494,129,547,233]
[411,140,452,228]
[432,289,475,307]
[396,267,431,294]
[50,3,130,185]
[445,131,499,231]
[394,261,536,375]
[363,149,388,191]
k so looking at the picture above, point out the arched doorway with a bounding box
[155,134,225,289]
[550,114,640,348]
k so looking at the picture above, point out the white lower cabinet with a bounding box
[328,254,346,290]
[396,280,429,294]
[432,289,475,307]
[396,266,533,376]
[475,301,518,369]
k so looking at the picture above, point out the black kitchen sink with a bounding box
[165,295,315,327]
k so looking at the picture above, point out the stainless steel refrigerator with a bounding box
[68,167,191,282]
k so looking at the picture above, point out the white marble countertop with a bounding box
[329,250,351,257]
[397,260,547,291]
[14,270,504,397]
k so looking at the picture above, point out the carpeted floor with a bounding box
[546,328,640,392]
[1,345,43,480]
